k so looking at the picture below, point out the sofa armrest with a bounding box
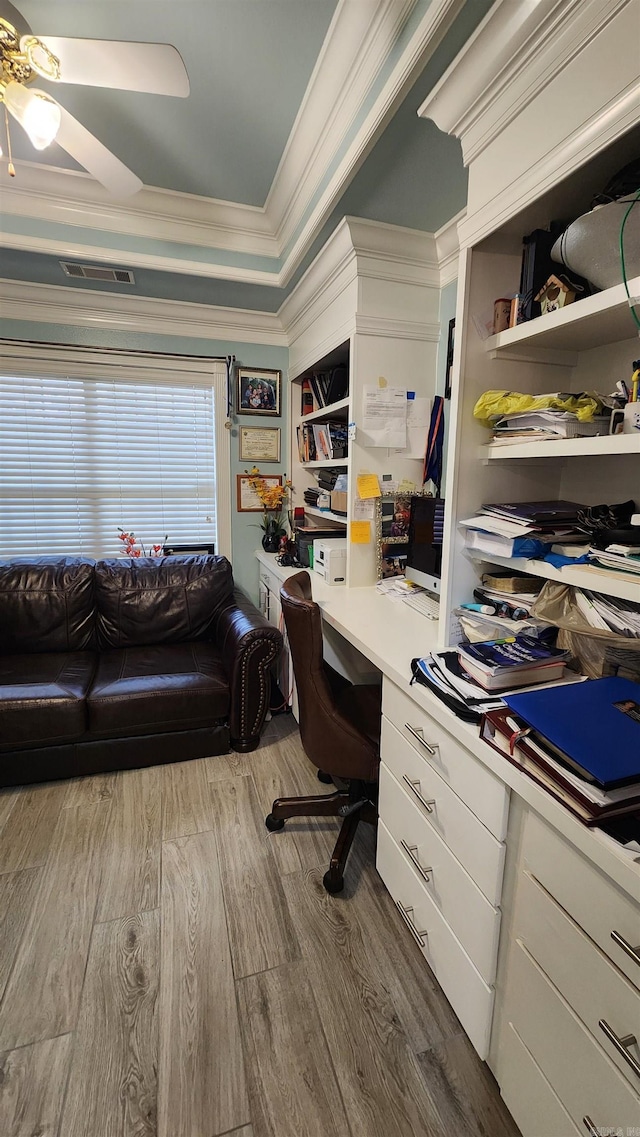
[214,588,283,752]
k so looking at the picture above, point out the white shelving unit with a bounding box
[469,553,640,604]
[283,218,442,587]
[304,506,347,525]
[295,396,349,426]
[299,457,350,470]
[482,434,640,461]
[436,132,640,630]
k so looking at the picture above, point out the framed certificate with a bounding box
[236,473,283,512]
[238,426,281,463]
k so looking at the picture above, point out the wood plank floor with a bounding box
[0,714,521,1137]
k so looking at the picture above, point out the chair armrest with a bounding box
[214,588,283,752]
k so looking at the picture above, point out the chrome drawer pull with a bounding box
[396,901,428,949]
[404,723,436,755]
[402,776,435,814]
[400,840,432,883]
[598,1019,640,1080]
[582,1118,600,1137]
[611,929,640,968]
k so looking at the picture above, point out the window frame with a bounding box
[0,340,232,560]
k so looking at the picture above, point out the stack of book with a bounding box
[458,635,570,692]
[461,500,586,558]
[490,409,610,444]
[297,421,348,463]
[589,543,640,579]
[411,646,581,725]
[481,676,640,826]
[300,368,348,414]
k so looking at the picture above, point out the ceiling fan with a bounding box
[0,1,189,197]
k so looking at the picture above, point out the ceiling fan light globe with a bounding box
[4,81,61,149]
[19,35,61,81]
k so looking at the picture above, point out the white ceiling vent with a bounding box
[60,262,136,284]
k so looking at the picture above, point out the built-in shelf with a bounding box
[301,458,350,469]
[295,397,350,426]
[304,506,347,525]
[481,434,640,460]
[469,552,640,603]
[484,274,640,358]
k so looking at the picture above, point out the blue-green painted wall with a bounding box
[0,317,288,601]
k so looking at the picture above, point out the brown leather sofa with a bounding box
[0,555,282,787]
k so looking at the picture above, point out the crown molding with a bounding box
[0,231,280,287]
[457,78,640,249]
[267,0,416,247]
[418,0,630,166]
[0,161,277,258]
[434,208,463,287]
[355,313,440,341]
[277,0,466,284]
[0,278,287,346]
[279,216,444,349]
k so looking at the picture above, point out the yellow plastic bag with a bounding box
[473,390,601,428]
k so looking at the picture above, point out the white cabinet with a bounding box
[376,676,508,1057]
[493,809,640,1137]
[258,562,297,719]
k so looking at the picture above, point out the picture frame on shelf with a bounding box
[237,367,281,416]
[375,492,413,579]
[236,473,282,512]
[238,426,281,463]
[444,318,455,400]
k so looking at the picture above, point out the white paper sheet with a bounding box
[362,386,407,447]
[353,497,375,521]
[394,395,430,458]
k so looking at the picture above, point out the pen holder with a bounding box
[622,403,640,433]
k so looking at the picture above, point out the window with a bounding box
[0,344,231,559]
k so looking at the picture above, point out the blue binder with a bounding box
[505,677,640,789]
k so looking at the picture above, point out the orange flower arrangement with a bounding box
[246,467,292,548]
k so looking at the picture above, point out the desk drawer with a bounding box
[523,812,640,990]
[379,763,501,984]
[381,719,505,905]
[505,940,640,1131]
[499,1022,581,1137]
[514,869,640,1089]
[382,679,508,839]
[376,819,494,1058]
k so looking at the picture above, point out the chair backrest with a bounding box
[279,571,377,780]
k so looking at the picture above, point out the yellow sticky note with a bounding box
[357,473,381,499]
[350,520,371,544]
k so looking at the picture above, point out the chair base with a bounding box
[265,784,377,893]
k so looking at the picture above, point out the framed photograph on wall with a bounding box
[236,473,282,512]
[444,318,455,400]
[238,426,281,463]
[375,493,412,579]
[236,367,281,416]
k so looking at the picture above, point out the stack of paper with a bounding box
[590,545,640,578]
[491,410,610,442]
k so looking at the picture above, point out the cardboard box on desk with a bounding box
[330,490,348,515]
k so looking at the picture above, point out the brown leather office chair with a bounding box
[265,571,381,893]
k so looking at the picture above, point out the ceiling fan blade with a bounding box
[56,104,142,198]
[38,37,190,97]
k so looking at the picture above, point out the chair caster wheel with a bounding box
[323,871,344,894]
[317,769,333,784]
[265,814,285,832]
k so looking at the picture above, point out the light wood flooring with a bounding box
[0,714,520,1137]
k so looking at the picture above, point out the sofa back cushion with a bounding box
[95,555,234,649]
[0,557,96,654]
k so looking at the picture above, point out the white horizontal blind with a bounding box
[0,372,217,558]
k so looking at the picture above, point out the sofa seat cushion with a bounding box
[87,642,229,737]
[0,652,96,750]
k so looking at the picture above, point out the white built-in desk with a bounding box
[256,551,640,1130]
